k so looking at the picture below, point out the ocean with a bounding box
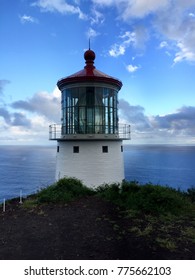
[124,145,195,190]
[0,145,56,201]
[0,144,195,201]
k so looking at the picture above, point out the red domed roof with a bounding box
[57,49,122,89]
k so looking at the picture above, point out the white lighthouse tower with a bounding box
[49,48,130,187]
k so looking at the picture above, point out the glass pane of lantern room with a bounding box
[86,87,95,133]
[61,89,68,134]
[95,88,104,133]
[86,108,94,133]
[103,88,109,133]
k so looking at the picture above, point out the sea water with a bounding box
[0,144,195,201]
[0,145,56,201]
[124,145,195,191]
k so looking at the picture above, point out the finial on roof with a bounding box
[84,46,96,69]
[89,38,91,50]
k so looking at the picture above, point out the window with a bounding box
[61,87,119,135]
[121,145,123,152]
[57,146,59,153]
[86,87,95,106]
[73,146,79,153]
[102,146,108,153]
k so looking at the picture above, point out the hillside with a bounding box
[0,178,194,260]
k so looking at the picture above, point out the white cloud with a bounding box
[32,0,87,20]
[0,87,61,144]
[19,15,38,24]
[86,27,99,39]
[92,0,114,6]
[124,27,149,49]
[11,87,61,123]
[126,64,140,73]
[92,0,170,19]
[2,114,50,144]
[90,7,105,25]
[174,42,195,63]
[189,12,195,17]
[159,41,168,49]
[109,44,125,57]
[93,0,195,64]
[155,1,195,64]
[120,31,136,45]
[109,27,149,57]
[159,41,172,56]
[121,0,170,20]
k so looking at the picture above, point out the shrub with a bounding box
[140,184,189,215]
[96,183,120,202]
[187,187,195,202]
[97,181,194,216]
[121,180,140,193]
[120,182,193,216]
[37,177,94,203]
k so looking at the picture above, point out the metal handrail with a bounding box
[49,123,130,140]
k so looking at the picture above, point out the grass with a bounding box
[20,177,195,218]
[19,177,195,254]
[96,180,195,216]
[20,177,95,209]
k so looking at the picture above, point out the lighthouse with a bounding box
[49,48,130,187]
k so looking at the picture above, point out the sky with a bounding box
[1,0,195,145]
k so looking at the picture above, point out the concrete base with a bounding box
[55,140,124,188]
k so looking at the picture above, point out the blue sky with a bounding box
[1,0,195,145]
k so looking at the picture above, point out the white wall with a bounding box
[55,140,124,188]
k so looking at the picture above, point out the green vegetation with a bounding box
[5,177,195,255]
[36,177,95,203]
[21,177,94,207]
[21,177,195,217]
[186,187,195,202]
[96,180,195,216]
[95,180,195,253]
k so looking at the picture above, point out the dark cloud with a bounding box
[0,107,11,124]
[12,100,33,111]
[0,80,10,97]
[0,107,31,128]
[153,106,195,131]
[12,92,60,122]
[12,112,32,128]
[119,99,195,142]
[0,89,61,143]
[119,99,151,130]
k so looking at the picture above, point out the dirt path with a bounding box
[0,196,194,260]
[0,196,127,259]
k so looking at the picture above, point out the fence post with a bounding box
[19,190,23,204]
[3,199,5,212]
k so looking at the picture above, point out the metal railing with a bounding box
[49,123,130,140]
